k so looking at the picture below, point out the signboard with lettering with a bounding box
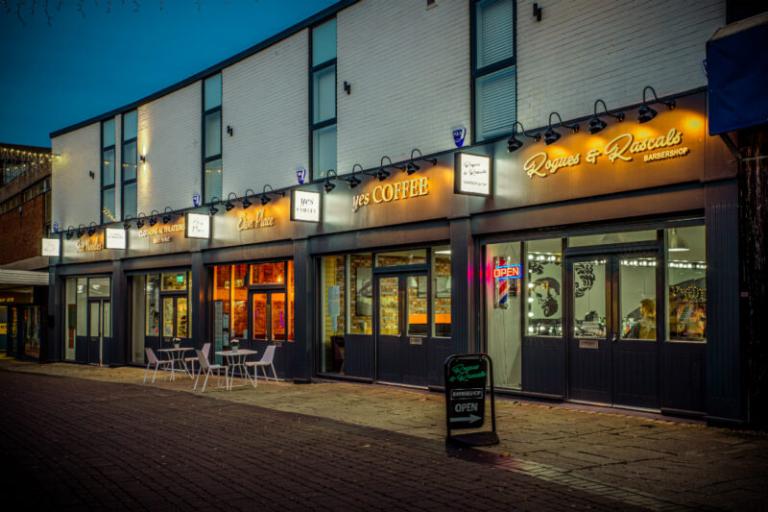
[41,238,60,257]
[186,212,211,239]
[454,152,491,196]
[291,190,321,222]
[352,176,430,212]
[105,228,126,250]
[444,353,498,446]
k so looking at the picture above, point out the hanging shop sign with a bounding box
[105,228,127,249]
[352,176,430,212]
[186,212,211,239]
[237,208,276,231]
[291,190,321,223]
[493,258,520,309]
[41,238,60,257]
[454,152,492,196]
[138,220,185,244]
[523,125,694,180]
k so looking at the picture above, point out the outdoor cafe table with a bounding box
[157,347,194,381]
[215,349,258,390]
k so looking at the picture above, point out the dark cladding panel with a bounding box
[705,180,743,423]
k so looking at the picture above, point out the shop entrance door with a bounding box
[160,295,189,343]
[249,291,288,341]
[375,273,429,386]
[87,299,111,365]
[567,252,659,408]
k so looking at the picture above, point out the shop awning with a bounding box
[707,12,768,134]
[0,269,49,287]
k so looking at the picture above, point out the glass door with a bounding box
[87,300,110,365]
[249,291,287,341]
[567,253,660,407]
[161,295,189,342]
[375,272,429,385]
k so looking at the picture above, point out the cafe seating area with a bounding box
[142,340,280,392]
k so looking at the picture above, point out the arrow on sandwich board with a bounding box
[449,414,482,424]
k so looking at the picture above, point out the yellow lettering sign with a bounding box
[237,209,275,231]
[353,177,430,212]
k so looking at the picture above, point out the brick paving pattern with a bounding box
[0,371,644,511]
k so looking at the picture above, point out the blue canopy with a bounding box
[706,13,768,134]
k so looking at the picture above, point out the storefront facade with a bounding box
[44,90,745,423]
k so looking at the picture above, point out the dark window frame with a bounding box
[470,0,518,145]
[308,16,338,180]
[120,110,138,221]
[201,73,223,205]
[100,119,116,224]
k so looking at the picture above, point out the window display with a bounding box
[572,259,607,338]
[620,257,657,341]
[320,255,345,373]
[666,226,706,342]
[250,262,286,285]
[485,241,522,389]
[145,274,160,336]
[525,238,563,336]
[348,253,373,334]
[432,247,452,337]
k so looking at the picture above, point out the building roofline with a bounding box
[0,142,51,152]
[49,0,358,139]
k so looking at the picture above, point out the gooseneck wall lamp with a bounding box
[544,112,579,145]
[507,121,541,152]
[406,148,437,175]
[161,206,175,224]
[344,164,364,189]
[588,99,625,134]
[242,189,256,210]
[324,170,338,193]
[123,216,133,230]
[136,212,147,229]
[208,196,220,216]
[65,225,75,240]
[260,184,285,205]
[148,209,160,227]
[225,192,238,212]
[76,224,86,238]
[87,222,98,237]
[638,85,676,124]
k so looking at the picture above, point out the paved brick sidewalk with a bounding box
[2,359,767,510]
[0,371,642,511]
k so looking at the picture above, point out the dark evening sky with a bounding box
[0,0,337,147]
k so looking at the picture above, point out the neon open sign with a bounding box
[494,264,521,280]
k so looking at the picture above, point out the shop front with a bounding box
[0,270,49,361]
[46,89,743,422]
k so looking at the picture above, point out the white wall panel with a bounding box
[51,123,101,228]
[516,0,724,130]
[337,0,471,172]
[223,30,309,192]
[137,82,201,214]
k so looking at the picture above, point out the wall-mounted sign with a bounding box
[523,126,692,180]
[76,233,104,252]
[238,208,275,231]
[105,228,127,249]
[493,262,521,280]
[41,238,60,257]
[452,125,467,148]
[186,212,211,239]
[291,190,321,222]
[352,176,430,212]
[455,152,491,196]
[137,221,184,244]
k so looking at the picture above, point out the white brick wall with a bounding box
[52,122,100,228]
[137,81,202,214]
[223,30,310,193]
[336,0,471,172]
[516,0,724,130]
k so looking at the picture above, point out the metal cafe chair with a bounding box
[193,349,229,392]
[183,342,211,378]
[143,347,173,384]
[245,344,278,386]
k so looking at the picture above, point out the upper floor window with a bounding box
[310,18,337,178]
[473,0,516,142]
[101,118,116,224]
[203,74,223,204]
[121,110,138,220]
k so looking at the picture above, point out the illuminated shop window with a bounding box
[525,238,563,337]
[348,253,373,335]
[432,246,452,338]
[485,241,522,389]
[321,255,346,373]
[666,226,706,342]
